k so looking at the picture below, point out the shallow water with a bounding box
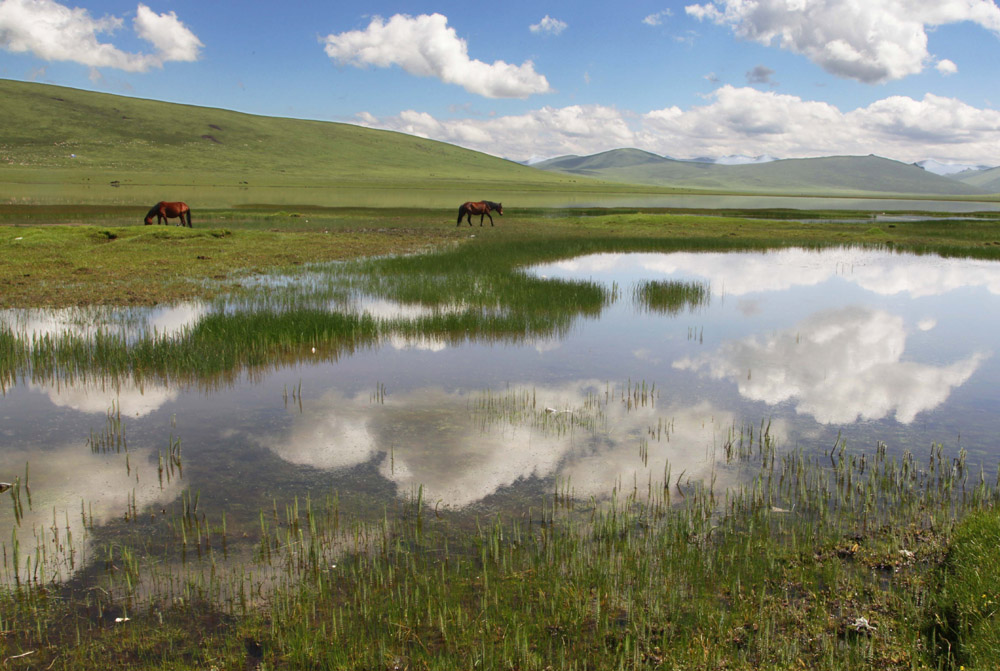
[2,246,999,581]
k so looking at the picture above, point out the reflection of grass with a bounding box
[0,428,994,668]
[13,310,381,383]
[633,279,710,314]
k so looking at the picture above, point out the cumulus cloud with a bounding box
[674,306,986,424]
[360,103,634,160]
[323,13,551,99]
[685,0,1000,84]
[936,58,958,75]
[0,0,201,71]
[358,85,1000,165]
[530,15,567,35]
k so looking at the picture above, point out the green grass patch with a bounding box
[0,426,992,669]
[936,509,1000,666]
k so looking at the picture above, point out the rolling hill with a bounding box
[535,149,991,196]
[0,78,595,195]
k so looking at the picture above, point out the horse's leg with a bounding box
[487,212,494,226]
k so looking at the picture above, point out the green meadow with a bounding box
[4,78,1000,669]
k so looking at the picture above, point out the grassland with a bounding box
[5,204,1000,309]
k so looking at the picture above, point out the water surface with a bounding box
[2,246,999,580]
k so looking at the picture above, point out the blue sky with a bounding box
[2,0,1000,169]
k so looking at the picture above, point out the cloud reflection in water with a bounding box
[674,306,987,424]
[259,382,776,508]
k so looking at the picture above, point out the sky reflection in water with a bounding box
[2,247,999,578]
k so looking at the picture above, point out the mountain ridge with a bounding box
[535,149,991,196]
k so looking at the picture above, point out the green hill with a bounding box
[536,149,990,196]
[0,79,607,206]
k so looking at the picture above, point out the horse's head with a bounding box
[143,214,153,225]
[495,203,503,215]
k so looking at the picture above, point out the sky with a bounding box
[2,0,1000,170]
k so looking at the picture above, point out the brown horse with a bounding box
[457,200,502,227]
[144,201,192,227]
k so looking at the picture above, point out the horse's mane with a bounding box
[144,203,162,218]
[484,201,500,209]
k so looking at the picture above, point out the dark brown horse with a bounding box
[457,200,502,227]
[144,201,192,227]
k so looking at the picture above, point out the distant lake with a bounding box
[2,246,999,581]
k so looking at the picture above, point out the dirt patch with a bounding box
[208,124,222,131]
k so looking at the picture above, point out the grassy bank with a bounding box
[4,205,1000,308]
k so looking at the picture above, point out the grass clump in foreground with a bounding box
[0,430,995,669]
[937,510,1000,666]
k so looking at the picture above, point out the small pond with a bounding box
[1,246,998,582]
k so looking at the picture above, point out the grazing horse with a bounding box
[457,200,502,227]
[144,201,192,227]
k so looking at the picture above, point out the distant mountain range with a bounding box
[533,148,997,196]
[948,165,1000,193]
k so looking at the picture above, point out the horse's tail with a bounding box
[457,206,465,224]
[186,208,192,227]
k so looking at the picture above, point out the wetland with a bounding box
[3,207,1000,668]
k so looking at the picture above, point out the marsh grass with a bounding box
[0,417,994,669]
[633,279,711,314]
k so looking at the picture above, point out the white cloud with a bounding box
[643,10,673,27]
[530,15,567,35]
[936,58,958,75]
[0,0,201,71]
[324,13,551,99]
[361,103,634,160]
[685,0,1000,84]
[132,3,201,63]
[358,85,1000,165]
